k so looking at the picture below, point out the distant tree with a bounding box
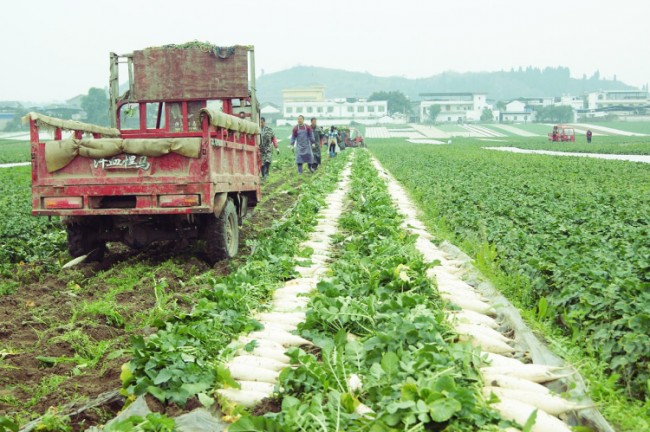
[81,87,109,126]
[554,105,574,123]
[427,105,441,124]
[480,107,494,122]
[535,105,574,123]
[3,105,28,132]
[495,101,507,111]
[368,90,411,115]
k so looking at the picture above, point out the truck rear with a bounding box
[27,43,261,263]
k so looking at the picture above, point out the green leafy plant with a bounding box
[123,153,352,406]
[105,413,175,431]
[232,150,509,430]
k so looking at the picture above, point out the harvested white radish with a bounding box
[354,402,375,418]
[491,398,572,432]
[432,267,475,285]
[484,387,591,416]
[483,352,526,368]
[310,253,331,261]
[248,330,313,347]
[272,296,310,306]
[256,312,305,325]
[459,332,516,354]
[299,241,330,251]
[237,346,290,364]
[285,278,317,288]
[307,256,329,266]
[228,364,279,383]
[271,302,309,313]
[295,265,327,278]
[258,321,298,332]
[228,355,289,371]
[272,290,311,301]
[310,235,335,244]
[407,227,433,239]
[416,240,449,262]
[273,284,313,296]
[62,253,89,269]
[481,365,570,383]
[216,388,267,408]
[483,374,550,394]
[237,336,285,351]
[347,374,363,393]
[448,310,499,329]
[313,222,337,230]
[437,282,486,302]
[441,292,496,316]
[454,323,512,344]
[238,380,276,394]
[440,284,486,301]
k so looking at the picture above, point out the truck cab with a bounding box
[26,43,261,263]
[548,124,575,142]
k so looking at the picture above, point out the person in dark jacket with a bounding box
[327,126,339,157]
[310,117,324,171]
[259,117,279,181]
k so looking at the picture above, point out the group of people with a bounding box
[259,115,346,179]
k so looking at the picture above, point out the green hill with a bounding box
[256,66,636,104]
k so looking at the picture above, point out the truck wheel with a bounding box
[205,198,239,263]
[66,223,106,262]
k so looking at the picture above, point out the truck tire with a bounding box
[205,198,239,263]
[65,223,106,262]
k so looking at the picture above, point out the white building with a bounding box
[520,96,555,108]
[586,90,649,110]
[278,99,388,126]
[260,102,281,123]
[419,93,489,123]
[500,100,534,123]
[557,95,584,110]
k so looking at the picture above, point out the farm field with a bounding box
[434,124,469,133]
[0,146,345,430]
[0,139,30,164]
[487,136,650,155]
[505,123,558,135]
[1,136,648,431]
[587,121,650,135]
[370,139,650,430]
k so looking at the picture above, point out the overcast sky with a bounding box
[2,0,649,102]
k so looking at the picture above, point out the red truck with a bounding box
[548,124,575,142]
[26,43,261,263]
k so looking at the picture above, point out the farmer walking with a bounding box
[310,117,324,171]
[339,129,347,151]
[259,117,279,181]
[290,115,315,174]
[586,129,592,144]
[327,126,339,157]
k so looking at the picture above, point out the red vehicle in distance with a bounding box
[548,124,575,142]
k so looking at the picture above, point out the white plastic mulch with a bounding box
[0,162,30,168]
[483,146,650,164]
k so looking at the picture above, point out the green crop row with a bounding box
[503,136,650,155]
[0,166,67,290]
[121,152,352,407]
[231,150,509,431]
[0,140,30,164]
[370,141,650,403]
